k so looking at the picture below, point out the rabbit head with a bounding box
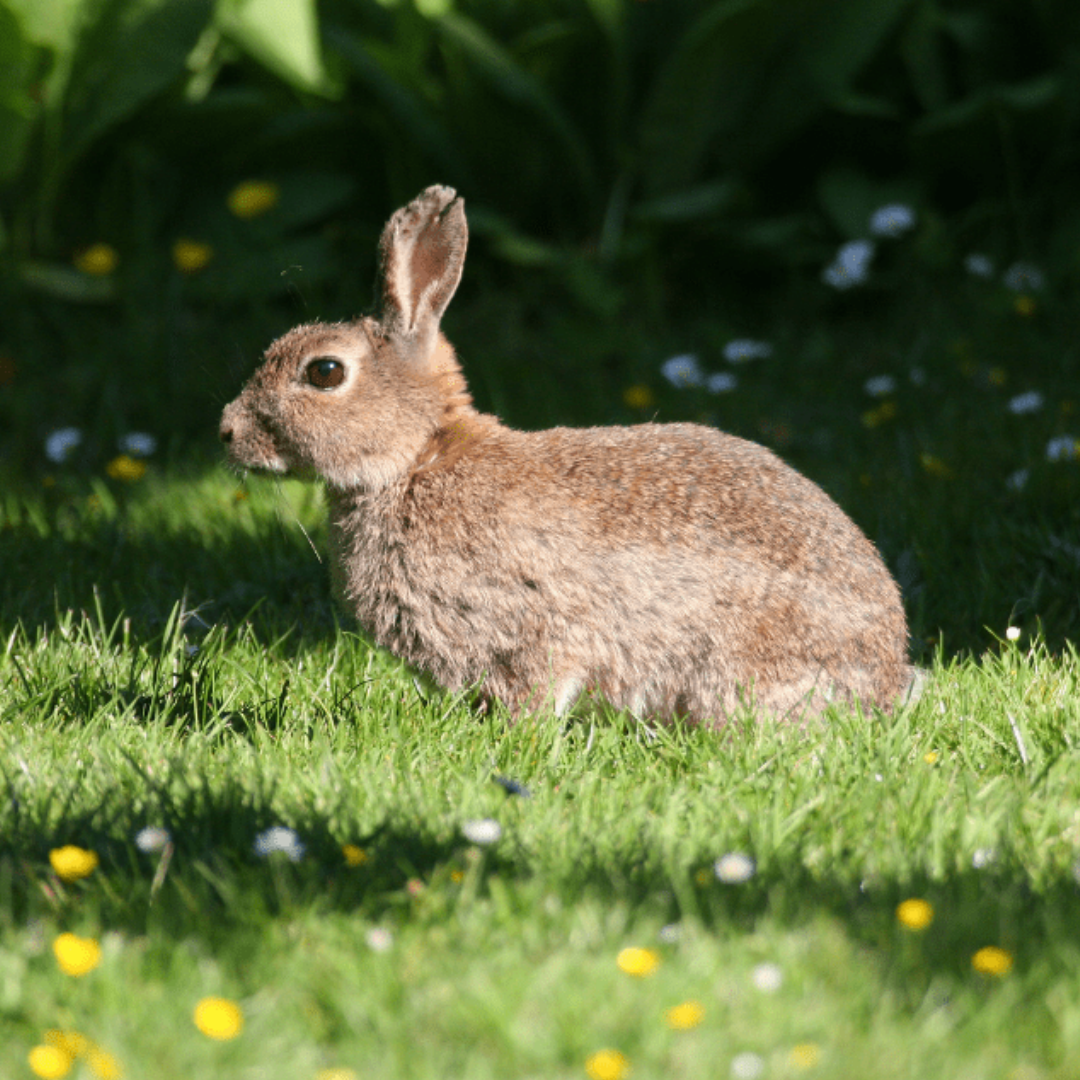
[220,185,473,490]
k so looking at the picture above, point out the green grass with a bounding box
[2,263,1080,1078]
[3,462,1080,1078]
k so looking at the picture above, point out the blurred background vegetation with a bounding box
[1,0,1079,655]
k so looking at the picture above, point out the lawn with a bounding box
[3,260,1080,1078]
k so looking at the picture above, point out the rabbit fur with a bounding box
[220,185,914,724]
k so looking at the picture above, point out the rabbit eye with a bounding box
[306,358,345,389]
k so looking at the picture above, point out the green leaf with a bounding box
[436,12,596,199]
[61,0,216,169]
[632,180,741,223]
[326,27,467,179]
[216,0,337,97]
[19,259,117,301]
[639,0,913,194]
[0,0,84,51]
[0,3,42,185]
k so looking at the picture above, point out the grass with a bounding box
[3,465,1080,1078]
[2,251,1080,1077]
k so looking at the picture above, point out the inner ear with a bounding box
[377,186,467,350]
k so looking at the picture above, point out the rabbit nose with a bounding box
[219,420,233,444]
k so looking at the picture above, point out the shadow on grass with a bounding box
[3,780,1079,998]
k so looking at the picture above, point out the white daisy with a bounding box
[1005,626,1021,642]
[706,372,738,394]
[253,825,305,862]
[1046,436,1079,462]
[119,432,158,456]
[661,354,703,388]
[822,240,874,289]
[972,847,996,869]
[723,339,773,364]
[365,927,393,952]
[1008,391,1043,415]
[134,826,171,853]
[461,818,502,845]
[44,427,83,463]
[750,962,783,992]
[964,253,994,279]
[714,852,756,883]
[731,1052,765,1080]
[868,203,916,238]
[1003,262,1045,292]
[1006,468,1030,492]
[864,375,897,397]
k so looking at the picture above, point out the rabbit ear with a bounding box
[377,185,467,353]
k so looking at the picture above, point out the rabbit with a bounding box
[220,184,915,724]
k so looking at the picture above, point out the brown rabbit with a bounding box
[220,185,914,723]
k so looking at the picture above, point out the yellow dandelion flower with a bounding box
[342,844,368,867]
[790,1043,821,1069]
[105,455,147,482]
[616,946,659,977]
[228,180,279,219]
[28,1045,72,1080]
[861,400,897,429]
[234,490,248,502]
[172,239,214,274]
[44,1031,90,1059]
[450,868,465,883]
[623,385,655,410]
[664,1000,704,1030]
[49,845,99,881]
[74,244,118,276]
[972,946,1013,977]
[919,452,952,479]
[87,1047,122,1079]
[194,996,244,1040]
[53,932,102,977]
[585,1048,630,1080]
[1014,295,1036,317]
[316,1070,358,1080]
[896,898,934,931]
[923,751,939,764]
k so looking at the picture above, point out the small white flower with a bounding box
[864,375,897,397]
[706,372,738,394]
[461,818,502,845]
[750,962,783,992]
[874,773,884,782]
[1046,435,1079,462]
[868,203,916,238]
[714,852,756,884]
[658,923,681,944]
[1005,626,1021,642]
[1006,468,1030,492]
[1008,391,1043,415]
[822,240,874,290]
[972,847,996,869]
[661,353,703,388]
[731,1052,765,1080]
[1003,261,1045,292]
[135,826,171,853]
[909,367,926,387]
[365,927,393,952]
[119,432,158,456]
[45,427,83,463]
[964,253,995,279]
[723,339,773,364]
[253,825,305,861]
